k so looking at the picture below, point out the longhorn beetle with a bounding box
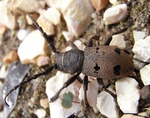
[4,14,134,107]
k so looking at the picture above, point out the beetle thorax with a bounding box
[55,49,84,74]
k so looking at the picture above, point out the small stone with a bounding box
[104,4,128,25]
[133,59,145,70]
[62,31,75,42]
[44,7,61,25]
[37,14,55,35]
[109,34,126,49]
[133,31,146,42]
[40,98,49,109]
[90,0,109,11]
[138,109,150,118]
[132,36,150,62]
[140,64,150,85]
[116,77,140,113]
[18,30,50,64]
[96,91,119,118]
[46,71,81,118]
[0,23,6,35]
[140,86,149,99]
[0,1,17,29]
[17,27,32,41]
[37,55,50,67]
[3,50,18,64]
[79,79,99,113]
[0,65,7,79]
[34,108,46,118]
[47,0,94,37]
[109,0,119,5]
[14,0,45,13]
[66,40,86,51]
[121,114,145,118]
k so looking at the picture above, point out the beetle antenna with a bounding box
[28,14,58,53]
[4,64,56,107]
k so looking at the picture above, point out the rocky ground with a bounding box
[0,0,150,118]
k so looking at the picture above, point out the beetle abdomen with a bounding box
[82,46,134,79]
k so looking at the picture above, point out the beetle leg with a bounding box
[87,28,100,47]
[104,27,128,45]
[28,14,58,53]
[83,76,90,107]
[50,72,80,102]
[4,64,56,107]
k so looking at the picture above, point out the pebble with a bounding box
[37,14,55,35]
[44,7,61,25]
[3,50,18,64]
[0,1,17,29]
[132,36,150,62]
[40,98,49,109]
[62,31,75,42]
[116,77,140,113]
[34,108,46,118]
[37,55,50,67]
[121,114,145,118]
[17,27,32,41]
[90,0,109,11]
[18,30,50,64]
[133,59,145,70]
[46,71,81,118]
[103,4,128,25]
[96,91,119,118]
[0,23,6,35]
[79,79,99,113]
[140,64,150,85]
[47,0,94,37]
[133,31,146,42]
[14,0,45,13]
[0,65,7,79]
[109,33,126,49]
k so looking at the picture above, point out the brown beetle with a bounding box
[4,14,134,107]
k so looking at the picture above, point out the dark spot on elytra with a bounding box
[96,47,99,53]
[113,65,121,75]
[94,63,100,71]
[114,48,121,55]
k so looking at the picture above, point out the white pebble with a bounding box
[44,7,61,25]
[133,31,146,42]
[17,27,32,41]
[62,31,75,42]
[140,64,150,85]
[47,0,94,37]
[133,59,145,70]
[109,34,126,49]
[96,91,119,118]
[34,108,46,118]
[18,30,50,64]
[132,36,150,62]
[104,4,128,25]
[46,71,81,118]
[90,0,109,11]
[79,79,99,113]
[121,114,145,118]
[116,77,140,113]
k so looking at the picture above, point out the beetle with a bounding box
[4,14,134,107]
